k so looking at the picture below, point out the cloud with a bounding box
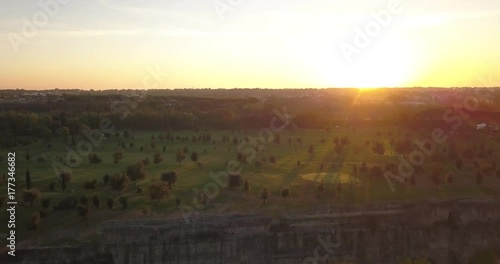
[401,10,500,28]
[96,0,214,25]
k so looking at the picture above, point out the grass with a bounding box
[0,127,499,246]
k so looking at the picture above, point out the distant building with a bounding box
[477,123,487,130]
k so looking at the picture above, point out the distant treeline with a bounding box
[1,93,499,148]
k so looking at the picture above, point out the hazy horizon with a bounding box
[1,0,499,90]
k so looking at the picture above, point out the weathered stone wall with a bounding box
[4,199,500,264]
[2,242,113,264]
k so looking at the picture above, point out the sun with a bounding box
[318,37,422,88]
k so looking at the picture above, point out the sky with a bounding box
[0,0,499,89]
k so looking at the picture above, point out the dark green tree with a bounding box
[190,151,199,166]
[160,171,178,189]
[25,169,31,190]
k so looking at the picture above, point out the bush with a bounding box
[23,189,41,206]
[55,196,78,211]
[243,180,250,192]
[107,197,114,209]
[110,173,129,192]
[149,182,169,200]
[39,210,49,218]
[228,173,241,188]
[127,162,146,183]
[83,179,97,190]
[60,171,72,192]
[92,195,101,208]
[77,204,89,217]
[153,152,163,164]
[41,198,51,209]
[370,166,383,177]
[281,186,291,198]
[160,171,177,189]
[103,174,110,185]
[119,196,128,209]
[318,180,324,193]
[26,212,40,231]
[79,195,89,206]
[88,153,102,164]
[260,188,270,205]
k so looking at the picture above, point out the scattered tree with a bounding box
[23,189,41,206]
[446,172,454,184]
[149,182,170,200]
[77,204,89,218]
[160,171,178,189]
[60,171,72,192]
[55,196,78,211]
[107,197,114,209]
[243,180,250,192]
[83,179,97,190]
[126,162,146,183]
[370,166,383,177]
[190,151,199,166]
[352,165,358,177]
[79,195,89,207]
[318,180,324,193]
[113,151,124,164]
[254,160,262,171]
[25,169,31,190]
[372,141,385,155]
[476,172,483,185]
[260,187,270,205]
[456,159,463,170]
[109,173,130,193]
[228,173,242,188]
[119,196,128,209]
[281,186,291,198]
[308,145,315,155]
[41,198,51,209]
[103,173,110,185]
[26,212,40,231]
[176,148,186,166]
[153,152,163,164]
[92,195,101,208]
[88,153,102,164]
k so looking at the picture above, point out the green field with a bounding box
[1,127,500,246]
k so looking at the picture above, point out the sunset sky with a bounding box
[1,0,499,89]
